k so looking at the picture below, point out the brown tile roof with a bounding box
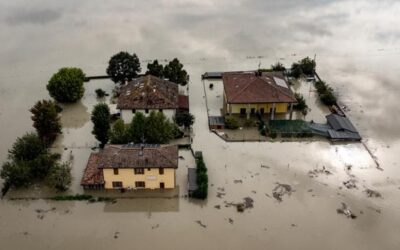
[117,75,179,110]
[178,95,189,110]
[223,72,297,104]
[81,153,104,186]
[96,144,178,169]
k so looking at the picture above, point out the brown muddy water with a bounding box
[1,1,400,249]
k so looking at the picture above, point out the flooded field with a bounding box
[1,1,400,249]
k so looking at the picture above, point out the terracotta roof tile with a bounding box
[117,75,179,109]
[81,153,104,186]
[223,72,296,104]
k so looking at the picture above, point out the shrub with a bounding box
[271,62,286,71]
[225,116,239,129]
[293,93,308,111]
[172,124,184,139]
[290,57,316,78]
[192,155,208,199]
[109,119,129,144]
[269,130,278,139]
[95,88,107,98]
[47,67,86,103]
[46,162,72,191]
[315,80,337,106]
[174,112,195,129]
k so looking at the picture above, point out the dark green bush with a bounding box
[225,116,239,129]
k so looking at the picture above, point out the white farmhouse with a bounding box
[117,75,188,123]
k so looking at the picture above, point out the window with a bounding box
[159,168,164,175]
[112,181,123,188]
[250,108,255,114]
[132,109,136,113]
[159,109,163,113]
[240,108,246,115]
[134,168,144,175]
[135,181,145,188]
[113,168,119,175]
[145,109,149,114]
[160,182,165,189]
[147,168,151,171]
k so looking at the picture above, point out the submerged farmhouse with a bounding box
[81,144,178,190]
[223,71,297,119]
[117,75,189,123]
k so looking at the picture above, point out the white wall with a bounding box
[121,109,176,123]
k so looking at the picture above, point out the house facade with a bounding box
[223,72,297,119]
[81,144,178,190]
[117,75,188,123]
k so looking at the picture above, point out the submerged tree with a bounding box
[91,103,110,148]
[271,62,286,71]
[46,162,72,191]
[106,52,141,83]
[109,118,129,144]
[163,58,188,86]
[30,100,62,145]
[127,112,147,143]
[47,67,86,103]
[174,112,195,129]
[8,133,47,162]
[146,60,164,78]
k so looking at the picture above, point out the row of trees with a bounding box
[315,80,337,106]
[91,104,193,148]
[106,52,189,85]
[1,100,71,195]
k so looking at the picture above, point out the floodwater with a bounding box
[1,1,400,249]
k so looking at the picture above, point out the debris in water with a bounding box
[151,224,159,229]
[343,179,357,189]
[308,166,332,178]
[265,193,271,198]
[336,203,357,219]
[367,206,382,214]
[114,231,120,239]
[251,190,257,194]
[178,156,185,160]
[214,205,221,209]
[236,203,245,212]
[365,189,382,198]
[261,164,270,169]
[291,224,297,227]
[272,183,294,202]
[307,189,313,192]
[195,220,207,228]
[228,218,234,224]
[233,179,243,184]
[225,197,254,212]
[216,192,226,198]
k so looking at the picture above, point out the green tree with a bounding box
[299,57,316,75]
[109,118,129,144]
[163,58,188,86]
[127,112,146,143]
[106,52,141,83]
[146,60,164,78]
[145,111,173,143]
[1,161,32,189]
[46,162,72,191]
[293,93,308,111]
[271,62,286,71]
[30,100,62,145]
[8,133,46,162]
[91,103,110,148]
[174,112,195,129]
[47,67,86,103]
[30,153,60,179]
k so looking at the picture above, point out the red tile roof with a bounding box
[178,95,189,110]
[223,72,296,104]
[96,144,178,169]
[81,153,104,186]
[117,75,179,110]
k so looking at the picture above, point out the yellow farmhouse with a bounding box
[223,71,297,119]
[81,144,178,190]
